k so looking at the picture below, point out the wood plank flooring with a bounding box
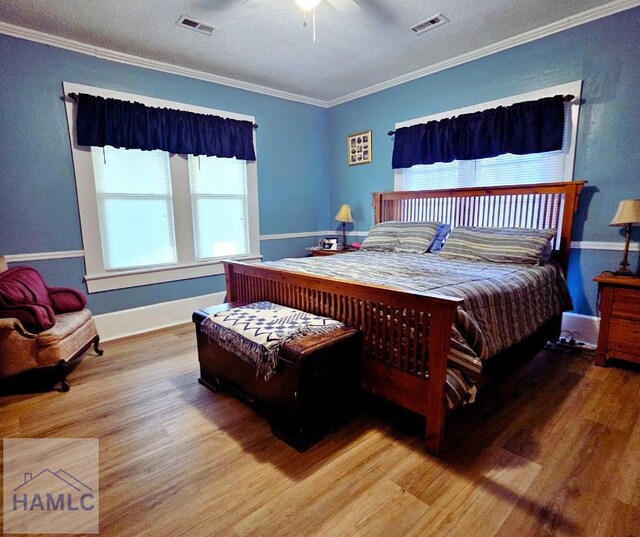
[1,325,639,536]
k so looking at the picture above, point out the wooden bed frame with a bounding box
[223,181,586,454]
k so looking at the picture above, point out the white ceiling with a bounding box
[0,0,636,105]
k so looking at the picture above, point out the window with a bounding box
[64,82,260,292]
[399,150,567,191]
[394,81,582,192]
[189,155,249,260]
[92,147,177,270]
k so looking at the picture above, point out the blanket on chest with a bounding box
[200,301,344,380]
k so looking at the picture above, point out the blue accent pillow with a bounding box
[428,224,451,253]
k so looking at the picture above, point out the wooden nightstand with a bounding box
[307,247,356,257]
[594,273,640,367]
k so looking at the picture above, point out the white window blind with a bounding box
[399,149,566,191]
[188,155,248,260]
[91,147,177,270]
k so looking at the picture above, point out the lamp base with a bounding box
[614,224,635,276]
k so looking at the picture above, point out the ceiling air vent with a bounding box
[410,14,449,35]
[176,15,217,36]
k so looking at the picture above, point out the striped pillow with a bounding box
[439,227,557,264]
[361,221,440,254]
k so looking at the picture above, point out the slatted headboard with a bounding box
[373,181,586,271]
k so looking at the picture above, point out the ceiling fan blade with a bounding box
[326,0,361,16]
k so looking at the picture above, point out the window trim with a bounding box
[392,81,583,190]
[63,82,261,293]
[187,155,250,262]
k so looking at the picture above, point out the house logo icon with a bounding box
[12,469,95,512]
[3,438,99,534]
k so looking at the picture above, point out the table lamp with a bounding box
[335,204,353,250]
[610,198,640,275]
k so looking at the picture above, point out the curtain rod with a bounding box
[66,93,259,130]
[386,94,575,136]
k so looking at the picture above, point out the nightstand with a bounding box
[307,247,355,257]
[594,273,640,366]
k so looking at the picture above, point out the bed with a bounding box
[222,181,586,454]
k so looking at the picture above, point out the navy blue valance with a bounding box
[75,93,256,160]
[392,95,565,169]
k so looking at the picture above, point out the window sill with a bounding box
[84,255,263,293]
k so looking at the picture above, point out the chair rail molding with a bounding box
[5,240,637,262]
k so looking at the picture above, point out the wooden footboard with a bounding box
[224,260,462,454]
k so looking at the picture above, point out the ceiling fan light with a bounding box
[295,0,321,10]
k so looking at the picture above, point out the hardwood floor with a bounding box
[1,324,639,536]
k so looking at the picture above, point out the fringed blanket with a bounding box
[200,301,344,380]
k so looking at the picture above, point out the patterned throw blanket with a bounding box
[200,301,344,380]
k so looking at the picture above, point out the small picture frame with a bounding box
[347,130,372,166]
[322,238,338,250]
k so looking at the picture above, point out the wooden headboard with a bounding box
[373,181,586,271]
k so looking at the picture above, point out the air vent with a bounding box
[411,14,449,35]
[176,15,217,36]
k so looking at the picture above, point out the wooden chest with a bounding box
[192,302,362,451]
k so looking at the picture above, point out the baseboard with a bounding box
[93,292,600,347]
[93,291,226,342]
[561,312,599,347]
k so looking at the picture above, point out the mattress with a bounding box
[264,251,572,409]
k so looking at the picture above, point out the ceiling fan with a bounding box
[293,0,361,41]
[295,0,360,16]
[197,0,364,41]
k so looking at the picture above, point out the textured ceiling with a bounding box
[0,0,633,103]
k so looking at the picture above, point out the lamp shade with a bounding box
[610,199,640,226]
[335,204,353,223]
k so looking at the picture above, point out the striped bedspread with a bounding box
[264,251,572,408]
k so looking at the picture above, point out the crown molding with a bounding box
[2,0,638,109]
[0,21,328,108]
[327,0,640,106]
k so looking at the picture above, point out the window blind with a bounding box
[91,147,177,270]
[188,155,249,260]
[399,149,566,191]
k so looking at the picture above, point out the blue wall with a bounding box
[2,7,639,318]
[327,7,640,316]
[0,33,329,314]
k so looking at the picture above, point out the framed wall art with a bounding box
[347,130,372,166]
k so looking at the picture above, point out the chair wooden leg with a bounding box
[56,360,70,392]
[93,336,104,356]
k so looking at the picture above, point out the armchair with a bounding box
[0,256,103,392]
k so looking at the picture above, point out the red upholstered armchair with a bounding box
[0,256,103,391]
